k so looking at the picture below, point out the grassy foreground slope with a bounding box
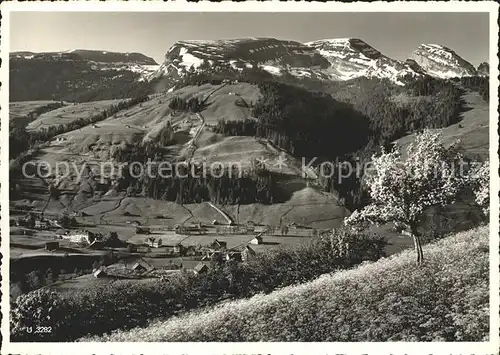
[89,225,489,342]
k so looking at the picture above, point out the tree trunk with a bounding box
[410,225,424,264]
[403,226,424,264]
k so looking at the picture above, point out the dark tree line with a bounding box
[115,162,277,205]
[214,119,257,136]
[453,76,489,101]
[10,57,161,102]
[168,96,204,113]
[249,82,372,160]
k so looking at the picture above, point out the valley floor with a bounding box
[83,225,489,342]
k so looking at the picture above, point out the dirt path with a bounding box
[99,196,127,225]
[207,202,234,225]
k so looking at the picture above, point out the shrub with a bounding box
[11,289,73,341]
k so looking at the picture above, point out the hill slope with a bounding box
[88,225,489,342]
[395,89,489,160]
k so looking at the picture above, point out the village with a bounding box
[10,208,321,286]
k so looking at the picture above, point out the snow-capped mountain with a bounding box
[150,38,331,82]
[305,38,424,85]
[10,50,160,80]
[151,37,486,86]
[410,44,477,79]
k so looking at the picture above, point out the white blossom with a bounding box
[345,130,466,230]
[470,160,489,214]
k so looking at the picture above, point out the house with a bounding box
[64,230,94,244]
[135,226,151,234]
[175,224,206,235]
[146,237,162,248]
[45,241,59,251]
[35,220,51,229]
[225,251,242,262]
[216,225,241,234]
[93,267,107,278]
[209,239,227,251]
[241,245,257,262]
[193,262,209,275]
[126,220,141,226]
[131,259,154,272]
[173,243,183,254]
[249,235,263,245]
[183,245,197,256]
[88,240,105,250]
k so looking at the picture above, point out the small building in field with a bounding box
[241,245,257,262]
[249,235,263,245]
[146,237,162,248]
[175,224,206,235]
[183,245,197,256]
[172,243,183,254]
[131,259,154,272]
[93,267,107,278]
[193,262,209,275]
[135,226,150,234]
[225,251,242,262]
[64,230,95,244]
[209,239,227,251]
[45,241,59,251]
[88,240,105,250]
[35,220,51,229]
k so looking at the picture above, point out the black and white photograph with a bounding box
[1,1,498,353]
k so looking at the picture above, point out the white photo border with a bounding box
[1,1,498,354]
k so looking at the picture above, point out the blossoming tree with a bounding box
[345,130,466,264]
[471,160,490,215]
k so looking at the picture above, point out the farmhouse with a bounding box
[175,223,207,235]
[249,235,263,245]
[241,245,257,262]
[216,225,248,234]
[93,267,107,278]
[63,230,95,243]
[136,226,151,234]
[225,251,242,262]
[35,219,51,229]
[88,240,105,250]
[146,237,162,248]
[209,239,227,250]
[131,259,154,272]
[193,262,209,275]
[45,241,59,251]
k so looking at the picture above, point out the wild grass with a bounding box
[85,225,489,342]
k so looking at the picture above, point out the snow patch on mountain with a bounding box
[305,38,422,85]
[178,47,204,69]
[411,44,477,79]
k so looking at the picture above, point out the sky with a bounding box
[10,12,490,66]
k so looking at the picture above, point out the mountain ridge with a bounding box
[150,37,484,85]
[10,49,158,65]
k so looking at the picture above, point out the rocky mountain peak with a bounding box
[410,44,477,79]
